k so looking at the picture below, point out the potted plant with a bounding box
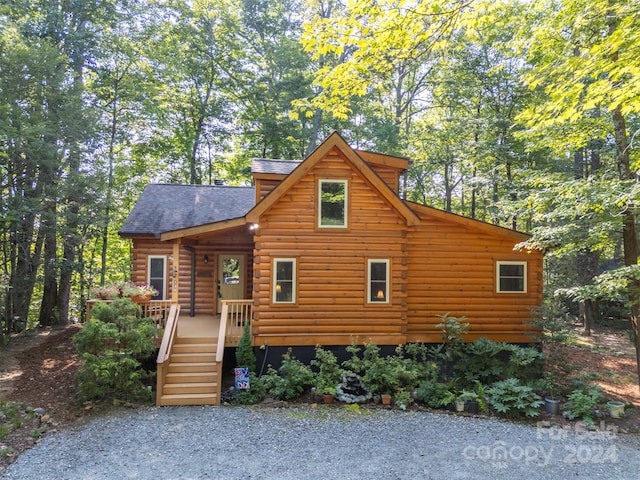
[119,282,158,302]
[541,376,562,415]
[91,284,120,300]
[458,390,479,414]
[606,400,625,419]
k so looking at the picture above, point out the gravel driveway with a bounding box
[2,406,639,480]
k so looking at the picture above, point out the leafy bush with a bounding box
[562,385,603,423]
[451,338,544,386]
[261,349,314,400]
[487,378,543,417]
[414,381,456,408]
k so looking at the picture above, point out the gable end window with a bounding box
[318,179,347,228]
[496,261,527,293]
[273,258,296,303]
[368,259,389,304]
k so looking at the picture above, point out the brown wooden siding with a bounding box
[255,177,284,202]
[132,233,254,315]
[252,153,409,347]
[405,216,544,343]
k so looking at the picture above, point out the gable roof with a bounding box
[407,201,532,242]
[246,132,420,226]
[118,184,255,238]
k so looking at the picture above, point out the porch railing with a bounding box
[219,299,252,347]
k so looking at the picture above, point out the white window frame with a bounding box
[148,255,167,300]
[318,179,348,228]
[496,261,527,293]
[367,259,390,304]
[273,258,297,304]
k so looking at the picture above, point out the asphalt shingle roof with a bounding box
[119,184,256,238]
[252,158,301,175]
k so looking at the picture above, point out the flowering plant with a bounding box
[118,281,158,298]
[91,284,121,300]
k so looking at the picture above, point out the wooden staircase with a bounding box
[158,336,220,406]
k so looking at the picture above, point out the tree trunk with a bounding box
[611,105,640,388]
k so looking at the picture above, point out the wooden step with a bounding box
[165,371,218,383]
[170,352,216,363]
[159,393,218,406]
[171,342,217,354]
[174,336,217,345]
[163,382,218,395]
[167,361,217,373]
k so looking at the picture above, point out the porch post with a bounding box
[172,239,181,302]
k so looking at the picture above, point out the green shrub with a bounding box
[74,299,156,404]
[343,343,398,395]
[261,349,315,400]
[234,373,266,405]
[235,320,255,373]
[75,354,153,403]
[414,381,456,408]
[563,385,603,423]
[487,378,543,417]
[311,346,345,395]
[451,338,544,386]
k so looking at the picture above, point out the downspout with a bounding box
[182,245,196,317]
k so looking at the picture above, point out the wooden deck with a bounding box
[177,314,220,339]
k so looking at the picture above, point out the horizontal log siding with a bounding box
[252,153,408,346]
[132,236,253,316]
[405,217,544,343]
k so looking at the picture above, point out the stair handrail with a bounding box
[157,304,180,365]
[216,301,229,363]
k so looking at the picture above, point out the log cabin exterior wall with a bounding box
[405,205,544,344]
[130,231,254,316]
[121,132,543,351]
[251,149,409,346]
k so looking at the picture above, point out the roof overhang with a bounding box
[160,217,249,241]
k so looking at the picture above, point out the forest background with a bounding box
[1,0,639,371]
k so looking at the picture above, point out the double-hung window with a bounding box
[148,256,166,300]
[496,261,527,293]
[273,258,296,303]
[318,179,347,228]
[368,259,389,304]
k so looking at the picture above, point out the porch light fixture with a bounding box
[203,254,209,264]
[376,290,385,299]
[276,284,282,293]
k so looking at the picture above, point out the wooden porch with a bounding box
[155,299,251,406]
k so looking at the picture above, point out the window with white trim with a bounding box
[148,256,166,300]
[496,261,527,293]
[368,259,389,303]
[273,258,296,303]
[318,179,347,228]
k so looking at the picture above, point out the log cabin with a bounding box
[117,132,544,406]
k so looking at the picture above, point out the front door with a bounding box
[217,254,245,313]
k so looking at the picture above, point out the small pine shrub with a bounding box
[235,320,256,373]
[74,299,156,404]
[311,346,345,395]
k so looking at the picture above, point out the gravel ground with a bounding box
[2,406,639,480]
